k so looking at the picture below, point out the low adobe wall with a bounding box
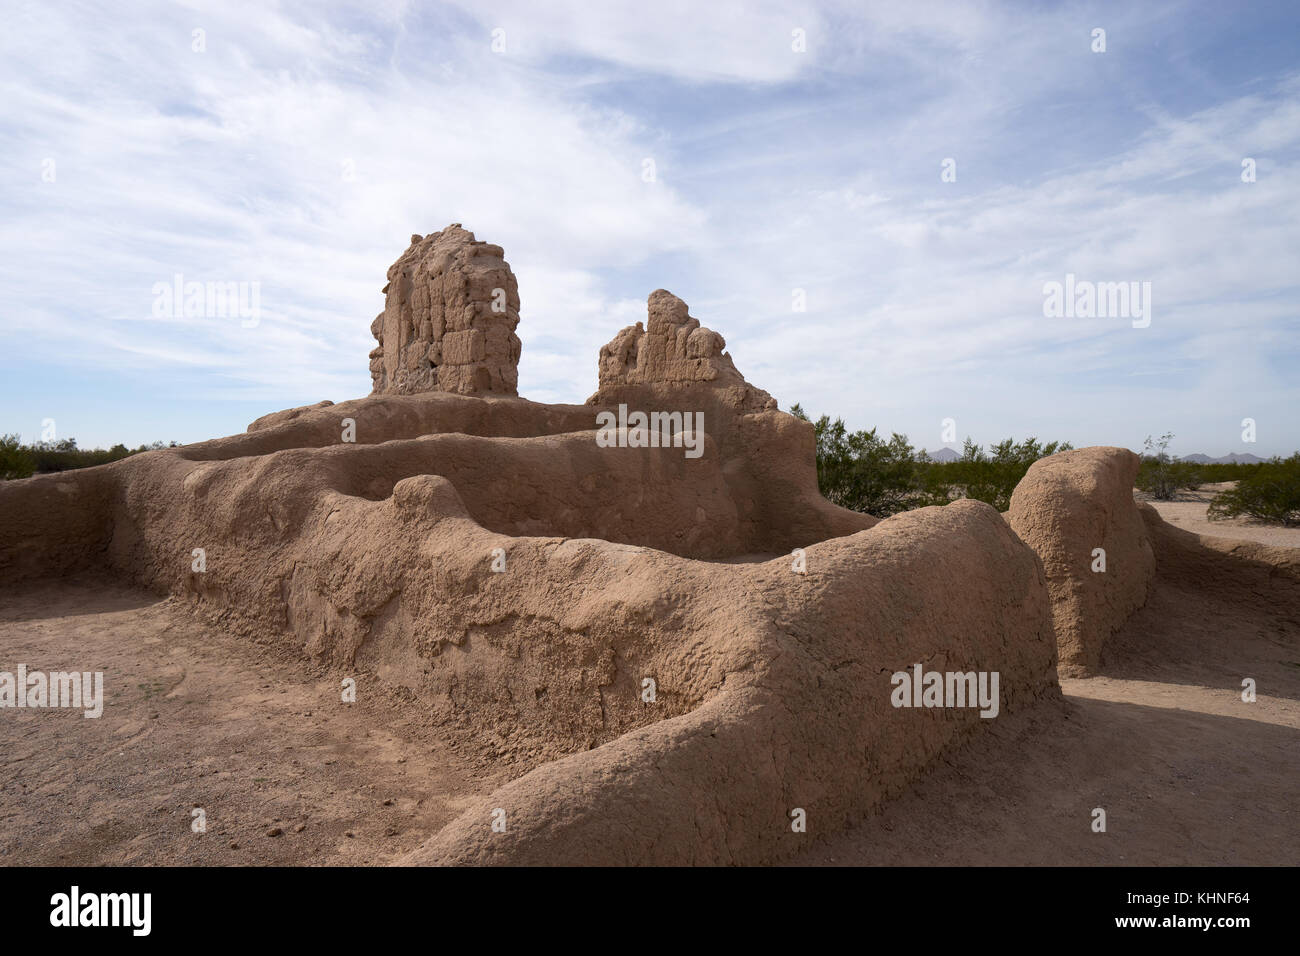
[403,500,1059,865]
[1007,447,1155,675]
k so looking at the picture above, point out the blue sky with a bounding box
[1,0,1297,457]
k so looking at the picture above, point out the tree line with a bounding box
[0,435,179,480]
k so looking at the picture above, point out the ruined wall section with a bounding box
[589,289,776,414]
[369,224,521,396]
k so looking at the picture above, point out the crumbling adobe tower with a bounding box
[369,224,522,395]
[590,289,777,414]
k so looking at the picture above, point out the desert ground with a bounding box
[2,488,1295,866]
[0,578,493,865]
[1141,483,1300,549]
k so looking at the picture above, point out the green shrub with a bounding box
[1199,460,1265,484]
[1136,432,1183,500]
[790,405,1069,516]
[1207,455,1300,527]
[0,437,177,479]
[940,436,1073,512]
[0,434,35,480]
[790,405,926,516]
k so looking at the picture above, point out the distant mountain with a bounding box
[1181,452,1265,464]
[918,448,1266,465]
[920,447,961,463]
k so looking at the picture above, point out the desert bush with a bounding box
[27,438,133,472]
[790,405,927,516]
[1177,460,1203,491]
[1199,460,1265,483]
[1207,455,1300,527]
[1135,432,1207,500]
[940,436,1074,512]
[0,437,176,479]
[791,405,1069,516]
[1153,458,1204,493]
[0,434,35,480]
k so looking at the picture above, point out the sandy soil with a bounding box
[3,552,1297,866]
[792,681,1298,865]
[0,578,511,866]
[1141,482,1300,549]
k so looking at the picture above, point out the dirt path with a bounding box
[0,579,497,866]
[790,683,1298,866]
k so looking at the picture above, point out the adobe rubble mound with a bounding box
[369,224,522,396]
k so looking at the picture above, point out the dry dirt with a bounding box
[1142,482,1300,549]
[0,577,507,866]
[793,679,1298,866]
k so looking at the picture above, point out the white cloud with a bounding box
[442,0,827,83]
